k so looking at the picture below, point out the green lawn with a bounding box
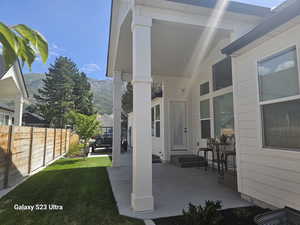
[0,157,144,225]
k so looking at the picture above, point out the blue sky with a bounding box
[1,0,286,80]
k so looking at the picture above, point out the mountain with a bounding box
[24,73,113,115]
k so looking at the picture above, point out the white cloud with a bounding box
[275,60,295,72]
[49,43,65,58]
[258,65,271,76]
[81,63,101,74]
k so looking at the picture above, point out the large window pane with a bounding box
[200,82,209,96]
[201,120,211,139]
[262,99,300,149]
[214,93,234,137]
[200,99,210,119]
[155,105,160,120]
[156,121,160,138]
[213,57,232,91]
[258,47,299,101]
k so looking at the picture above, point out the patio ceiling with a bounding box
[115,13,231,78]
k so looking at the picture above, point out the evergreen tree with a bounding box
[122,82,133,114]
[34,57,76,128]
[73,72,94,115]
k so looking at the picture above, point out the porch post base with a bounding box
[131,193,154,212]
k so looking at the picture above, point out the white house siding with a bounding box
[233,23,300,210]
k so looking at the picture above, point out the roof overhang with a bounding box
[107,0,270,78]
[222,1,300,56]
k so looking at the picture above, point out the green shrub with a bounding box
[182,200,223,225]
[66,143,85,158]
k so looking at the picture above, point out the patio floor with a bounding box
[107,152,250,219]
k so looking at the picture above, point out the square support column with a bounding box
[131,15,154,212]
[14,95,24,126]
[112,71,122,167]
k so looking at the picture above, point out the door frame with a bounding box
[169,100,189,152]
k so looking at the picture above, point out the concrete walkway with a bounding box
[107,152,250,219]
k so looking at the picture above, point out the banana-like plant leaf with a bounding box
[13,24,48,63]
[15,36,35,70]
[35,30,48,63]
[0,22,18,54]
[0,33,17,69]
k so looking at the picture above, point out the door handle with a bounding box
[184,128,188,133]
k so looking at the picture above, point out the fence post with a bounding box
[64,129,67,153]
[42,128,47,166]
[3,126,13,189]
[28,127,34,174]
[53,128,56,160]
[60,129,63,156]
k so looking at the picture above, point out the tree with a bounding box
[0,22,48,69]
[68,111,100,151]
[34,57,76,128]
[122,82,133,114]
[72,72,94,115]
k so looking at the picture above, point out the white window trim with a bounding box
[256,44,300,152]
[199,80,233,139]
[152,103,161,138]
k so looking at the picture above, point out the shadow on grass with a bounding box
[0,159,142,225]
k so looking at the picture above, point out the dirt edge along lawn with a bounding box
[0,157,144,225]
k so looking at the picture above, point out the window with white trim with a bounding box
[200,99,211,139]
[151,104,161,138]
[258,47,300,150]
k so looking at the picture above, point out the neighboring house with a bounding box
[97,114,114,127]
[0,56,29,126]
[0,104,14,126]
[0,103,48,127]
[107,0,300,212]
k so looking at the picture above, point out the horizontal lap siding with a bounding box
[233,24,300,210]
[0,126,10,188]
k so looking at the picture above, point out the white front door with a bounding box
[170,101,188,151]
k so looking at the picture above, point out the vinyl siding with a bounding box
[233,23,300,210]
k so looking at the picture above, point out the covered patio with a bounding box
[107,152,250,219]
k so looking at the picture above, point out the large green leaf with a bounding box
[0,22,18,54]
[15,36,35,70]
[13,24,48,63]
[0,33,17,69]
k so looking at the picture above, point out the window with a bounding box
[258,47,300,150]
[200,99,211,139]
[4,115,9,125]
[213,57,232,91]
[151,107,155,136]
[258,47,299,101]
[152,105,161,138]
[0,113,4,125]
[262,100,300,149]
[213,93,234,137]
[200,82,209,96]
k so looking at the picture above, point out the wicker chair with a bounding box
[254,207,300,225]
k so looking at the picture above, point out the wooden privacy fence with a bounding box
[0,126,71,190]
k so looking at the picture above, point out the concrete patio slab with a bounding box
[107,153,250,219]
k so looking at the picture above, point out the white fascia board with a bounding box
[136,0,262,31]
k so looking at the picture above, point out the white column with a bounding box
[14,95,24,126]
[112,71,122,167]
[131,15,154,212]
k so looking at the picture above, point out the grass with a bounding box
[153,206,270,225]
[65,143,85,158]
[0,156,144,225]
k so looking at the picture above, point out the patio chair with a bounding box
[197,138,214,171]
[254,207,300,225]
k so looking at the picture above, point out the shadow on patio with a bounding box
[107,152,250,219]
